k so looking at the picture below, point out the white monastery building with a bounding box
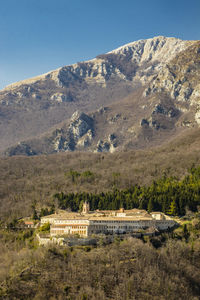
[40,202,176,238]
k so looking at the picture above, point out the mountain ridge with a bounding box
[1,36,192,91]
[0,36,199,155]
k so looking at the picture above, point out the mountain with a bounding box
[0,36,199,156]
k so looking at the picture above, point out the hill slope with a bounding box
[0,36,198,154]
[2,126,200,221]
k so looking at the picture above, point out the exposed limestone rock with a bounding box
[195,111,200,125]
[1,37,200,156]
[32,93,41,99]
[95,134,117,153]
[95,140,110,152]
[109,36,192,84]
[16,92,24,98]
[69,112,94,141]
[108,134,117,150]
[50,93,73,102]
[108,133,116,142]
[191,85,200,105]
[53,129,74,152]
[77,130,93,148]
[181,120,194,127]
[97,106,108,114]
[109,143,117,153]
[144,42,200,113]
[152,104,179,118]
[2,37,191,96]
[110,36,190,64]
[52,112,94,153]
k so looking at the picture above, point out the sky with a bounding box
[0,0,199,89]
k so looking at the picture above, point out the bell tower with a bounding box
[82,201,90,214]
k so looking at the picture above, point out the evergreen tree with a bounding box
[33,209,38,220]
[168,198,178,215]
[147,198,154,212]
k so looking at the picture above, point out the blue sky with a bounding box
[0,0,199,89]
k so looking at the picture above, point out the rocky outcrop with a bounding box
[95,140,111,152]
[50,92,73,102]
[51,111,94,152]
[48,36,192,90]
[95,134,117,153]
[1,37,193,96]
[1,36,200,155]
[77,130,93,148]
[144,42,200,117]
[69,112,93,140]
[4,111,94,156]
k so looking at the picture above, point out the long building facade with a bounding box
[41,203,176,238]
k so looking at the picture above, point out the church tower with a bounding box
[82,201,90,214]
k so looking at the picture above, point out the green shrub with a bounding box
[39,222,50,232]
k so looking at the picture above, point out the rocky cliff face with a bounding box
[144,41,200,127]
[2,36,191,93]
[1,36,200,156]
[3,91,183,156]
[5,111,94,155]
[52,111,94,152]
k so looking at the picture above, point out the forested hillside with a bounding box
[54,165,200,216]
[1,126,200,223]
[1,216,200,299]
[1,131,200,300]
